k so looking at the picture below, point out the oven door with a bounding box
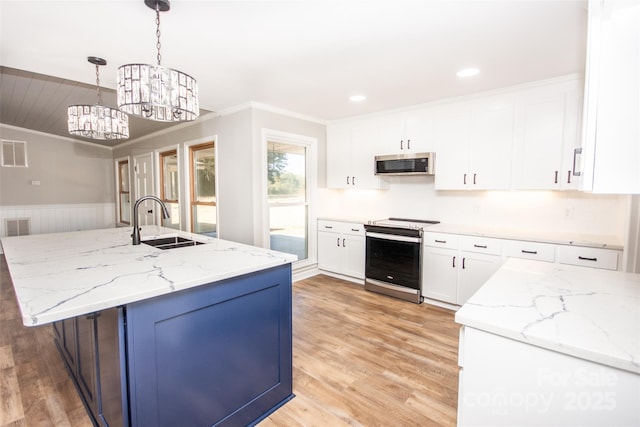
[365,232,421,291]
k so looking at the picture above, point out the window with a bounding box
[1,140,27,167]
[159,149,180,230]
[267,141,309,261]
[189,142,216,236]
[117,160,131,224]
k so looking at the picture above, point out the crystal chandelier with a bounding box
[117,0,199,122]
[68,57,130,140]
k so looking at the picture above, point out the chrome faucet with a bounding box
[132,196,170,245]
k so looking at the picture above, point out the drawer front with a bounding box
[458,236,502,255]
[557,246,620,270]
[423,232,459,249]
[503,240,556,263]
[318,220,365,236]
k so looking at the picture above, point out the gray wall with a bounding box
[112,107,326,246]
[0,125,114,205]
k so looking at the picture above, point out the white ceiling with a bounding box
[0,0,588,139]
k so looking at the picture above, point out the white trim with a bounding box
[155,144,182,230]
[183,136,218,236]
[0,123,113,150]
[111,111,220,149]
[114,155,131,225]
[261,128,318,269]
[218,101,326,125]
[327,73,585,125]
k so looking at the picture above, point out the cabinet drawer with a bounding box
[502,240,556,263]
[458,236,502,255]
[557,246,620,271]
[423,232,459,249]
[318,220,365,236]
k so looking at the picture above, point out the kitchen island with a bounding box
[1,226,297,427]
[455,258,640,426]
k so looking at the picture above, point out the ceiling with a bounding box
[0,0,588,146]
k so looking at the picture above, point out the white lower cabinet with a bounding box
[458,326,640,426]
[317,220,365,280]
[422,232,622,307]
[422,233,502,305]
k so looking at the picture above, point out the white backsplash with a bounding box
[317,178,629,242]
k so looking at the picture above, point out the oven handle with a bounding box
[366,232,422,243]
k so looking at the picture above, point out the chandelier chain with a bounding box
[155,4,162,66]
[95,63,102,106]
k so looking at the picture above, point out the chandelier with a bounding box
[117,0,199,122]
[68,57,130,140]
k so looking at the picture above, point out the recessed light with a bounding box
[349,95,366,102]
[456,68,480,78]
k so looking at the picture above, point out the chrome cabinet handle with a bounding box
[346,176,350,185]
[407,139,411,150]
[463,173,467,185]
[473,173,477,185]
[554,171,558,184]
[521,250,538,255]
[578,256,597,262]
[462,257,466,269]
[452,256,456,268]
[324,225,333,229]
[400,139,404,150]
[567,170,572,184]
[572,147,582,176]
[342,238,346,247]
[336,237,340,247]
[435,239,446,244]
[473,244,487,249]
[352,176,356,186]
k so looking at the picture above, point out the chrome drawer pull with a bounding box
[578,256,598,262]
[473,244,487,249]
[521,250,538,255]
[435,239,446,244]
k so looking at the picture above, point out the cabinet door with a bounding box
[404,111,434,153]
[76,314,98,414]
[341,234,365,280]
[581,0,640,193]
[512,92,566,189]
[326,124,353,189]
[351,123,382,188]
[434,108,470,189]
[422,246,458,304]
[468,100,514,189]
[318,231,342,273]
[96,308,126,427]
[378,114,405,153]
[457,252,502,305]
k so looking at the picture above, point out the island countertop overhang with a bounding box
[1,226,297,327]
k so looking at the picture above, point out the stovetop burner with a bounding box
[368,217,440,230]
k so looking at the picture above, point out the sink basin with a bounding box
[142,236,205,250]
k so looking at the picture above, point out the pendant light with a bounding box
[116,0,199,122]
[68,57,130,140]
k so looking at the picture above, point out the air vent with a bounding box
[5,218,30,237]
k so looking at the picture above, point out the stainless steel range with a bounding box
[364,218,440,303]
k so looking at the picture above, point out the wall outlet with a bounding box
[564,207,574,219]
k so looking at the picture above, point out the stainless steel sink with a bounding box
[141,236,205,250]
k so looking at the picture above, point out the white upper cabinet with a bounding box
[434,97,514,190]
[511,79,583,190]
[326,121,388,189]
[579,0,640,194]
[378,110,434,154]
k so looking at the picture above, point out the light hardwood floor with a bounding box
[1,257,459,426]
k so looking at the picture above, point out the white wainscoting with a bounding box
[0,203,116,253]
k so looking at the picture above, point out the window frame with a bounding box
[115,157,131,225]
[188,140,217,235]
[157,147,181,230]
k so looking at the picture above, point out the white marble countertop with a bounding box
[455,258,640,374]
[1,226,297,327]
[425,223,623,250]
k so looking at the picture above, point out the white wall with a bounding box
[318,176,629,243]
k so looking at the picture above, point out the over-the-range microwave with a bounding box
[374,152,435,176]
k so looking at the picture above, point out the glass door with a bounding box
[267,141,308,261]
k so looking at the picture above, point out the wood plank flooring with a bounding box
[1,256,459,426]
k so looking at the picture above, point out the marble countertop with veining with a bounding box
[1,226,297,327]
[455,258,640,374]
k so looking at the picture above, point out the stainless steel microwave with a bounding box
[374,152,435,176]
